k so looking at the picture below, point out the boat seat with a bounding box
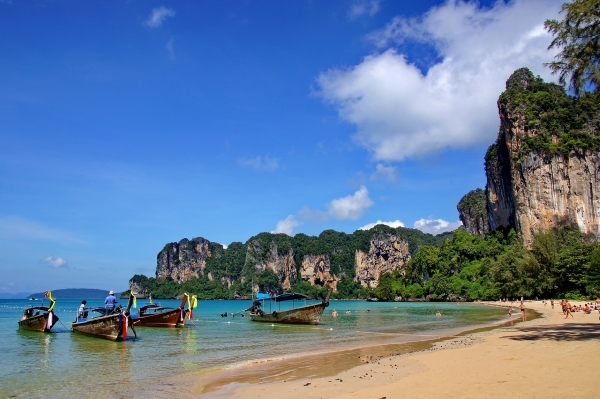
[77,318,87,322]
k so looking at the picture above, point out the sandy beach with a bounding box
[199,301,600,399]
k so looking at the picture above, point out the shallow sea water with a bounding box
[0,298,508,398]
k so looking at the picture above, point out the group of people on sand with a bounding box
[560,298,600,319]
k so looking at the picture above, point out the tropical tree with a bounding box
[545,0,600,95]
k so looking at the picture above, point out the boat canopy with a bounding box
[256,293,309,302]
[24,306,51,312]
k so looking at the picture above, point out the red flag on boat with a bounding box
[121,312,127,340]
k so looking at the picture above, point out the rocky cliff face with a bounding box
[354,235,411,288]
[457,188,489,236]
[129,281,149,298]
[245,240,297,290]
[156,237,211,283]
[300,254,338,290]
[484,68,600,245]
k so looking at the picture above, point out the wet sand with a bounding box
[192,302,572,398]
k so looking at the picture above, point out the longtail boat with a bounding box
[131,294,190,328]
[248,287,332,325]
[18,292,59,332]
[71,294,137,341]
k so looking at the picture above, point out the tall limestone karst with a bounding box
[457,188,489,236]
[460,68,600,244]
[156,237,211,282]
[354,234,411,288]
[128,225,446,298]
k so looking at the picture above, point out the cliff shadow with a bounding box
[503,323,600,342]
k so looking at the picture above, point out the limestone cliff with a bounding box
[156,237,211,283]
[484,68,600,244]
[244,240,297,290]
[354,234,411,288]
[457,188,489,236]
[300,254,338,290]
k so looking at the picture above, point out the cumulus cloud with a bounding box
[359,219,405,230]
[272,215,303,236]
[145,6,175,28]
[370,163,397,182]
[413,218,462,235]
[274,186,375,233]
[238,155,279,172]
[327,185,374,220]
[317,0,563,161]
[348,0,381,20]
[41,256,68,269]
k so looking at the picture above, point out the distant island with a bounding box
[28,288,122,299]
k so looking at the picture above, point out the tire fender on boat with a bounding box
[272,311,277,318]
[258,310,264,316]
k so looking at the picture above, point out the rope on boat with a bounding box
[58,319,71,331]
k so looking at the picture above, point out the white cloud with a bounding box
[272,215,303,236]
[327,185,374,220]
[348,0,381,20]
[145,6,175,28]
[413,218,462,235]
[370,163,397,182]
[279,186,375,231]
[317,0,563,161]
[238,155,279,172]
[359,219,405,230]
[41,256,68,269]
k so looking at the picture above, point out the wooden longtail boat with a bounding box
[131,294,189,328]
[71,294,137,341]
[248,287,332,325]
[18,295,59,332]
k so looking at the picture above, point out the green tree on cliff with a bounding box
[545,0,600,95]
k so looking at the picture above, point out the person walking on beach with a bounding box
[550,299,554,309]
[105,290,118,315]
[519,302,526,320]
[565,301,574,319]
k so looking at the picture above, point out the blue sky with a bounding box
[0,0,564,293]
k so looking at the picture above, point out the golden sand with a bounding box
[200,301,600,399]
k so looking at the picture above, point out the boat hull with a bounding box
[72,314,125,341]
[18,313,58,332]
[133,308,182,328]
[249,302,327,325]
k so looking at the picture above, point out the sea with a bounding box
[0,298,509,398]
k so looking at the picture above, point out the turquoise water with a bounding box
[0,298,507,398]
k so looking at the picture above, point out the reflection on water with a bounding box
[0,299,508,398]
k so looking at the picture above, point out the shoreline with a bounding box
[189,302,539,398]
[193,300,599,398]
